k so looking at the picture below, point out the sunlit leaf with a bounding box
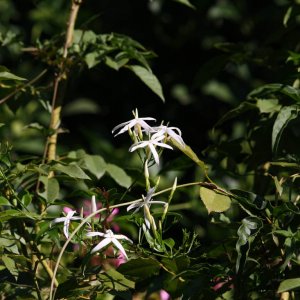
[38,176,59,202]
[99,268,135,291]
[199,187,231,214]
[0,66,26,81]
[128,65,165,102]
[172,0,196,9]
[278,278,300,293]
[2,254,18,280]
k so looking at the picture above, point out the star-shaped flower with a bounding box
[129,134,173,165]
[86,229,132,260]
[127,187,166,213]
[51,210,82,239]
[152,125,185,147]
[112,109,156,137]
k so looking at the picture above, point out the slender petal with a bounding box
[112,238,128,259]
[91,238,112,254]
[86,231,105,237]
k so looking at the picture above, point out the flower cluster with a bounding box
[112,109,185,165]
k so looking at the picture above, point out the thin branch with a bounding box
[0,69,47,105]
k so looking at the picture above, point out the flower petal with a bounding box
[86,231,105,237]
[91,238,112,254]
[112,238,128,260]
[148,143,160,165]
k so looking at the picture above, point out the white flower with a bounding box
[86,229,132,260]
[112,109,156,136]
[51,210,82,239]
[152,125,185,147]
[127,187,166,213]
[129,134,173,165]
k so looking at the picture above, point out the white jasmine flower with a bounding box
[127,187,166,213]
[51,210,82,239]
[86,229,132,260]
[152,125,185,147]
[129,135,173,165]
[112,109,156,136]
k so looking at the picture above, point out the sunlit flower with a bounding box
[51,210,82,239]
[129,135,173,165]
[152,125,185,147]
[112,109,156,136]
[86,229,132,260]
[127,187,166,213]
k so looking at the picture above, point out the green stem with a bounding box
[49,180,204,300]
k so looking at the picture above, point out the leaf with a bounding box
[81,154,106,179]
[53,163,91,180]
[99,268,135,291]
[231,189,266,211]
[272,105,299,153]
[127,65,165,102]
[0,209,39,221]
[2,254,18,280]
[283,6,293,27]
[118,258,160,280]
[236,217,262,273]
[38,176,60,202]
[248,83,300,102]
[278,278,300,293]
[106,163,132,188]
[199,187,231,214]
[0,196,11,206]
[0,67,26,81]
[172,0,196,9]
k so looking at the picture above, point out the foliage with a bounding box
[1,1,300,300]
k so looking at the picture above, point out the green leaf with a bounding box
[199,187,231,214]
[2,254,18,280]
[272,105,299,153]
[0,67,26,82]
[172,0,196,9]
[106,163,132,188]
[118,258,160,280]
[53,163,91,180]
[231,189,266,211]
[0,209,39,221]
[236,217,262,273]
[0,196,11,206]
[127,65,165,102]
[248,83,300,102]
[278,278,300,293]
[38,176,60,202]
[85,52,100,68]
[99,268,135,291]
[283,6,293,27]
[81,154,107,179]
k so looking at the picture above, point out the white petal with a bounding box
[63,219,70,239]
[129,141,148,152]
[111,120,131,133]
[112,238,128,260]
[91,195,97,214]
[148,143,160,165]
[51,217,66,224]
[150,200,167,206]
[91,238,112,254]
[113,234,133,243]
[86,231,105,237]
[127,202,143,212]
[153,141,173,150]
[168,130,185,146]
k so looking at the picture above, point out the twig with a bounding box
[0,69,47,105]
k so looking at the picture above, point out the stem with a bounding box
[49,180,204,300]
[46,0,83,163]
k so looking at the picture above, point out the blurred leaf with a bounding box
[199,187,231,214]
[272,105,299,153]
[53,163,90,180]
[283,6,292,27]
[63,98,100,115]
[128,65,165,102]
[214,102,257,127]
[236,217,262,273]
[81,154,106,179]
[2,254,18,280]
[118,257,160,280]
[99,268,135,291]
[172,0,196,9]
[0,196,11,206]
[202,80,235,104]
[256,99,281,114]
[0,66,26,81]
[38,176,59,202]
[248,84,300,102]
[0,209,39,221]
[106,163,132,188]
[231,189,266,211]
[278,278,300,293]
